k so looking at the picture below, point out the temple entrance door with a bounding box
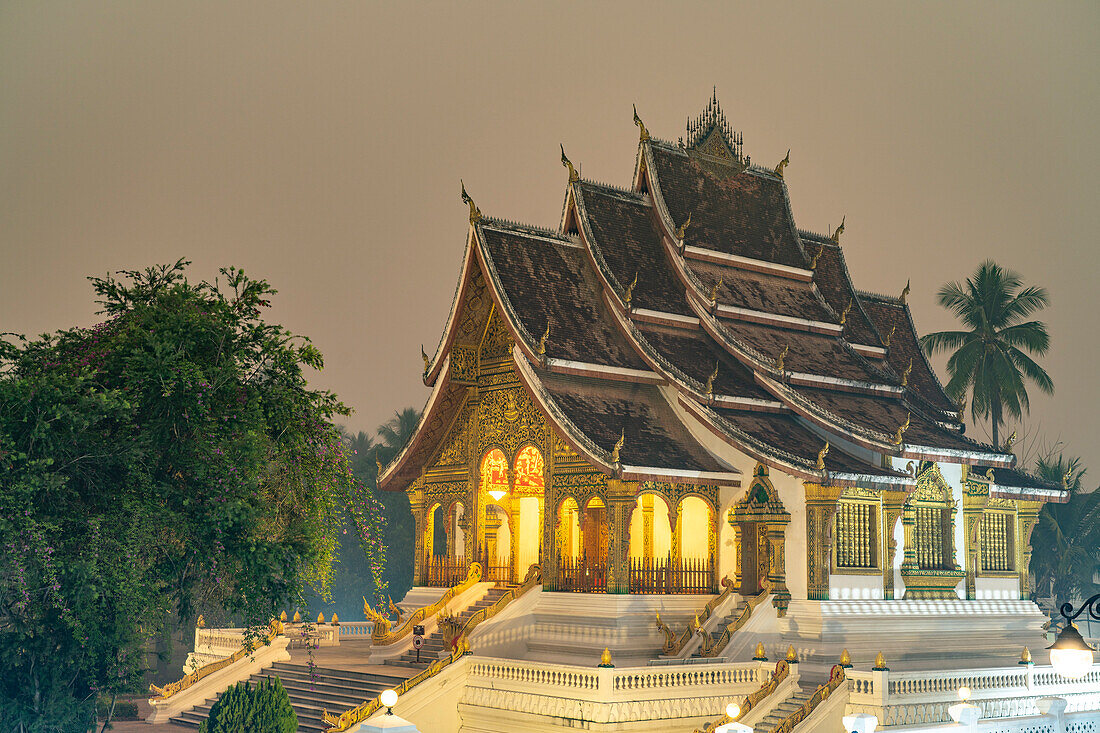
[579,497,608,591]
[737,522,768,595]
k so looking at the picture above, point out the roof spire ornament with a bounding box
[376,455,383,476]
[675,211,692,242]
[1003,430,1016,452]
[892,413,910,445]
[832,216,845,243]
[460,180,481,224]
[623,271,638,309]
[421,344,430,376]
[884,325,896,348]
[815,441,830,470]
[774,149,790,178]
[560,144,579,183]
[956,393,967,420]
[901,358,913,387]
[839,298,853,326]
[776,344,789,373]
[633,104,650,142]
[610,429,625,465]
[704,360,719,399]
[809,243,825,270]
[536,320,550,357]
[708,277,723,302]
[900,279,911,304]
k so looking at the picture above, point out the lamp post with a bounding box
[1047,593,1098,680]
[715,704,752,733]
[948,687,981,733]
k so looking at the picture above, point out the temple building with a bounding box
[380,94,1062,621]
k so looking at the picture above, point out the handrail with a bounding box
[323,564,541,732]
[149,618,283,699]
[693,660,790,733]
[698,585,771,657]
[656,575,735,655]
[772,665,846,733]
[365,562,482,646]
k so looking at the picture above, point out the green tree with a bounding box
[378,408,421,452]
[0,260,384,731]
[198,677,296,733]
[1029,453,1099,614]
[920,260,1053,448]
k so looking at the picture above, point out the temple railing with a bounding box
[846,664,1100,727]
[365,562,482,646]
[424,555,469,587]
[693,660,791,733]
[697,585,771,658]
[656,575,736,656]
[770,664,846,733]
[556,552,607,592]
[322,564,542,732]
[629,555,715,594]
[150,618,283,700]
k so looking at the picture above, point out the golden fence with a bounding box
[149,618,283,700]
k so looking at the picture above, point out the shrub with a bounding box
[199,677,297,733]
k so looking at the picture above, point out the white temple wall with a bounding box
[829,573,883,600]
[976,576,1020,599]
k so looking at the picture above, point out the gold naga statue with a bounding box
[363,597,391,636]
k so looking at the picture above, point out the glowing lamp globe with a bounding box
[714,703,751,733]
[488,489,507,501]
[380,688,399,711]
[1048,624,1095,679]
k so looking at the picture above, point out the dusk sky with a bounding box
[2,2,1097,475]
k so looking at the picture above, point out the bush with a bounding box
[198,677,297,733]
[96,698,140,720]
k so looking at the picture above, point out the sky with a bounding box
[2,2,1098,477]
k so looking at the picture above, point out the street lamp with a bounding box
[1047,594,1098,680]
[380,688,399,715]
[715,703,752,733]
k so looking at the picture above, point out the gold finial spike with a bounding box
[776,344,789,373]
[900,279,911,304]
[279,610,288,622]
[892,413,910,445]
[705,360,719,398]
[1062,469,1072,489]
[560,144,579,183]
[536,320,550,356]
[293,609,301,624]
[196,615,206,629]
[786,645,799,663]
[675,211,692,241]
[839,298,853,326]
[1004,430,1016,451]
[832,216,845,243]
[708,277,723,302]
[331,612,339,625]
[624,271,638,308]
[753,642,768,661]
[1020,646,1032,665]
[610,429,625,464]
[460,180,481,224]
[774,149,790,177]
[901,358,913,387]
[317,611,326,624]
[809,243,824,270]
[815,441,830,471]
[599,647,614,667]
[633,104,650,142]
[376,455,383,475]
[421,345,430,375]
[839,648,852,667]
[884,325,896,348]
[873,651,888,671]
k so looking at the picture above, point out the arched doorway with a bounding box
[478,448,512,582]
[513,445,545,579]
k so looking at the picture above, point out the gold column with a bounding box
[606,479,637,594]
[409,487,428,586]
[881,491,907,600]
[804,483,843,601]
[1015,500,1042,600]
[961,480,989,600]
[765,520,790,614]
[642,495,655,559]
[672,503,683,563]
[732,524,742,588]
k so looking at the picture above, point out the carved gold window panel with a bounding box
[513,445,545,496]
[834,498,879,571]
[979,510,1015,573]
[480,448,509,499]
[915,505,947,569]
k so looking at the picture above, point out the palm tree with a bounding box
[1029,453,1099,614]
[920,260,1053,448]
[378,407,422,458]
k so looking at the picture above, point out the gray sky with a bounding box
[2,2,1097,477]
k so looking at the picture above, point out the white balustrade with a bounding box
[337,621,375,639]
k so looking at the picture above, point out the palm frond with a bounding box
[1007,346,1055,395]
[997,322,1050,354]
[1002,285,1050,323]
[920,329,972,356]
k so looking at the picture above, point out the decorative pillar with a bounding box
[606,479,636,594]
[881,491,907,600]
[732,524,743,588]
[409,486,428,586]
[765,520,790,614]
[672,503,683,563]
[642,494,654,559]
[804,483,843,601]
[1015,500,1042,600]
[961,472,989,600]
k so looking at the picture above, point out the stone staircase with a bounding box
[169,661,410,733]
[752,688,813,733]
[690,597,747,658]
[388,585,514,668]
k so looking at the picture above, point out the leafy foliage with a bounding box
[0,260,384,729]
[920,260,1053,447]
[197,677,296,733]
[1030,453,1100,611]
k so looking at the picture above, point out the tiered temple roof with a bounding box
[383,96,1060,501]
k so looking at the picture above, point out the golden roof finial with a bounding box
[873,651,888,670]
[676,211,692,241]
[422,344,430,375]
[900,279,911,304]
[815,441,830,470]
[633,104,650,142]
[839,648,852,667]
[624,271,638,308]
[708,277,723,302]
[611,429,625,464]
[1004,430,1016,451]
[376,455,383,475]
[599,647,614,667]
[1020,646,1032,665]
[705,360,719,398]
[196,615,206,629]
[331,612,339,625]
[1062,469,1072,489]
[774,149,790,178]
[318,611,326,624]
[839,298,853,326]
[892,413,910,445]
[560,144,579,183]
[884,325,896,348]
[786,645,799,663]
[832,215,845,243]
[293,609,301,624]
[536,320,550,357]
[753,642,768,660]
[460,180,481,224]
[809,243,825,270]
[901,358,913,387]
[279,610,288,622]
[776,344,789,373]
